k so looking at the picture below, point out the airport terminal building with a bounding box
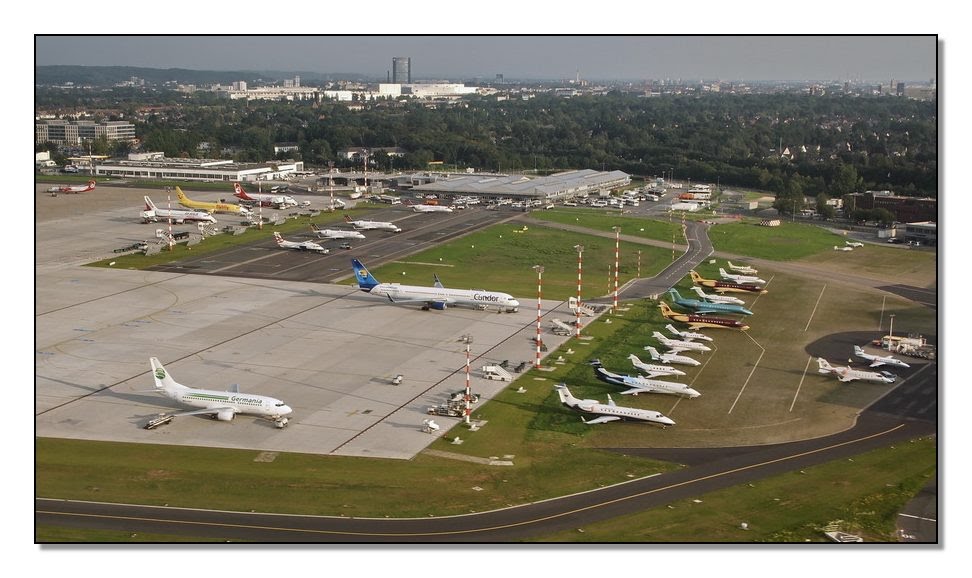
[406,169,631,202]
[93,153,304,182]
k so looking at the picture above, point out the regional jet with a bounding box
[727,260,758,275]
[344,214,402,233]
[690,286,747,306]
[665,324,714,342]
[146,357,292,426]
[175,187,251,216]
[351,258,520,312]
[718,267,766,285]
[816,358,897,384]
[273,232,328,253]
[47,179,96,194]
[405,200,454,213]
[643,345,702,367]
[667,288,753,316]
[233,182,298,209]
[652,330,712,353]
[627,353,687,378]
[555,384,676,426]
[310,224,366,240]
[853,345,911,369]
[141,196,217,224]
[845,240,865,248]
[690,270,768,295]
[658,302,750,331]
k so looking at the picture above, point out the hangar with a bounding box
[405,169,631,203]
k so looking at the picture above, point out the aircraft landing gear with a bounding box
[274,417,289,429]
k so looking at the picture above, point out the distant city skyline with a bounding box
[35,36,937,83]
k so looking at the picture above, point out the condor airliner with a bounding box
[344,214,401,233]
[48,180,96,194]
[352,259,520,312]
[555,384,676,426]
[141,196,217,224]
[146,357,292,426]
[658,302,750,331]
[690,270,768,295]
[233,182,298,209]
[176,187,251,216]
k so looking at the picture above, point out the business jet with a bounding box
[816,358,896,384]
[344,214,401,233]
[47,180,96,194]
[690,286,747,306]
[834,245,854,251]
[232,182,298,209]
[273,232,328,253]
[652,330,712,353]
[352,258,520,312]
[727,261,758,275]
[664,324,714,342]
[667,288,753,316]
[175,187,251,216]
[719,267,766,285]
[853,345,911,369]
[690,271,768,295]
[146,357,292,426]
[310,224,366,240]
[658,302,750,331]
[627,354,687,378]
[845,240,865,248]
[141,196,217,224]
[643,345,701,367]
[555,384,676,426]
[405,200,454,213]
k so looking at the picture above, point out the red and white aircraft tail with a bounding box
[233,182,253,201]
[48,180,96,194]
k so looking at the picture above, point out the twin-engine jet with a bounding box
[141,196,217,224]
[273,232,328,253]
[667,288,753,316]
[690,270,767,295]
[690,286,747,306]
[658,302,750,331]
[816,358,897,383]
[555,384,676,426]
[664,324,713,342]
[405,200,454,213]
[652,330,712,353]
[48,180,96,194]
[352,258,520,312]
[233,182,298,209]
[344,214,401,233]
[846,240,865,248]
[643,345,701,367]
[176,187,251,216]
[311,224,366,240]
[727,261,758,275]
[590,359,700,398]
[853,345,911,369]
[718,267,766,286]
[627,354,687,378]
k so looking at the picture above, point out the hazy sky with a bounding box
[35,35,937,82]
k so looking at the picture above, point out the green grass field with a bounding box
[709,220,853,260]
[528,209,684,243]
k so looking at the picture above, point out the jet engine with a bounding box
[216,409,236,421]
[429,302,447,311]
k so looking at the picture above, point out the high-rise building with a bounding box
[392,57,411,84]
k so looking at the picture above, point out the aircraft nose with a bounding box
[658,415,676,426]
[280,405,293,415]
[509,299,520,308]
[686,388,701,398]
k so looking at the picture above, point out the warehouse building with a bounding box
[406,169,630,203]
[93,153,304,182]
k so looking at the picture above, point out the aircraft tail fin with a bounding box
[854,345,865,356]
[149,357,185,391]
[233,182,250,199]
[433,274,444,289]
[351,259,380,291]
[554,383,570,405]
[273,232,284,245]
[816,358,834,373]
[344,214,353,224]
[645,346,661,360]
[588,359,603,368]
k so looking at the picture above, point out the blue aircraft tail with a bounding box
[351,259,380,292]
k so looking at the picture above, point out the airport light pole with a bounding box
[888,314,896,351]
[612,226,620,312]
[166,192,174,251]
[638,250,642,278]
[533,265,544,369]
[574,245,584,337]
[464,342,472,424]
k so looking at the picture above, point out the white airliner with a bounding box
[627,354,687,378]
[405,200,454,213]
[352,258,519,312]
[834,245,854,252]
[816,358,897,383]
[344,214,401,233]
[853,345,911,368]
[845,240,865,248]
[727,260,758,275]
[665,323,714,342]
[653,331,711,353]
[147,357,292,426]
[273,232,328,253]
[48,179,96,194]
[310,224,366,240]
[644,345,701,366]
[555,384,676,426]
[233,182,298,209]
[141,196,217,224]
[689,286,747,306]
[719,267,766,285]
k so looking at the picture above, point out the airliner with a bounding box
[555,384,676,426]
[175,187,251,216]
[665,324,713,342]
[853,345,911,369]
[652,330,712,353]
[643,345,701,366]
[816,358,896,384]
[719,267,766,285]
[352,258,520,312]
[146,357,292,426]
[659,302,750,331]
[405,200,454,213]
[273,232,328,253]
[627,353,687,378]
[667,288,753,316]
[727,260,758,275]
[233,182,298,209]
[690,286,747,306]
[690,270,768,295]
[141,196,217,224]
[48,180,96,194]
[344,214,401,233]
[311,224,366,240]
[590,359,700,397]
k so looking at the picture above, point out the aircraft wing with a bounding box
[167,406,237,418]
[868,360,886,367]
[621,386,655,395]
[837,374,855,382]
[582,416,621,425]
